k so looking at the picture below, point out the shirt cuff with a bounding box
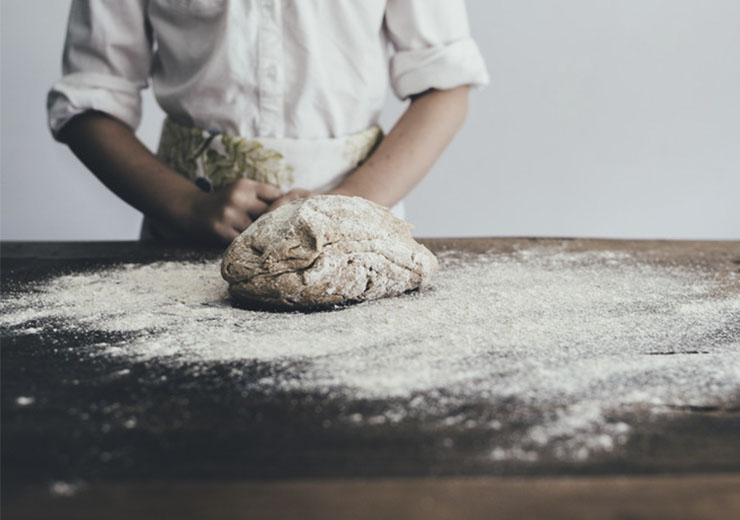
[47,72,144,140]
[390,37,490,100]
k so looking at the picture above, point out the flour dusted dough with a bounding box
[221,195,438,310]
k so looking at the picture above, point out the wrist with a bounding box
[163,182,204,232]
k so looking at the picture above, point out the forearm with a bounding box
[332,86,469,207]
[59,111,200,227]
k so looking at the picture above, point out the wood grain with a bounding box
[2,239,739,519]
[5,475,740,520]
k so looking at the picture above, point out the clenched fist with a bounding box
[266,188,317,213]
[180,178,282,244]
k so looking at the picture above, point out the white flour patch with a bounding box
[2,247,739,461]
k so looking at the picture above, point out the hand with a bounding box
[326,186,355,198]
[267,188,316,213]
[180,178,282,244]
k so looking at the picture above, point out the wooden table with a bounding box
[2,239,739,519]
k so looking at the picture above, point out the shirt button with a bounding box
[263,0,273,10]
[266,65,277,80]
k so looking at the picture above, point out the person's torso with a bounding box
[147,0,392,139]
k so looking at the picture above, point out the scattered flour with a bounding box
[49,481,84,497]
[15,396,36,406]
[2,246,739,461]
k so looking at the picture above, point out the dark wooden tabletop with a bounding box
[2,239,739,520]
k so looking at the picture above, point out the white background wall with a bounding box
[2,0,738,240]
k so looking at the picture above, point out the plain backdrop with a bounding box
[2,0,739,240]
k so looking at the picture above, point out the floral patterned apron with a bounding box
[141,118,402,240]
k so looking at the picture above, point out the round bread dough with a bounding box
[221,195,439,310]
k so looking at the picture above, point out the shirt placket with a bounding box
[257,0,284,137]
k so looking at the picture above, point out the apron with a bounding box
[141,119,404,240]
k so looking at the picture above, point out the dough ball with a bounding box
[221,195,438,310]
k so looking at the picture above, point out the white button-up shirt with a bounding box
[48,0,489,140]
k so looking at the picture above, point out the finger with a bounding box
[214,222,240,245]
[224,230,240,245]
[290,188,315,200]
[267,196,289,213]
[254,182,283,203]
[246,199,269,220]
[224,206,252,232]
[227,183,258,209]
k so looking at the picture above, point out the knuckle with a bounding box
[230,179,248,195]
[229,188,251,207]
[227,192,242,206]
[221,190,238,206]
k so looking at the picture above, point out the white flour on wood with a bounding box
[2,246,739,461]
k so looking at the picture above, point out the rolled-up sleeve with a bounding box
[384,0,489,100]
[47,0,153,139]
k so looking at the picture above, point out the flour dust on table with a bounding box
[2,245,739,462]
